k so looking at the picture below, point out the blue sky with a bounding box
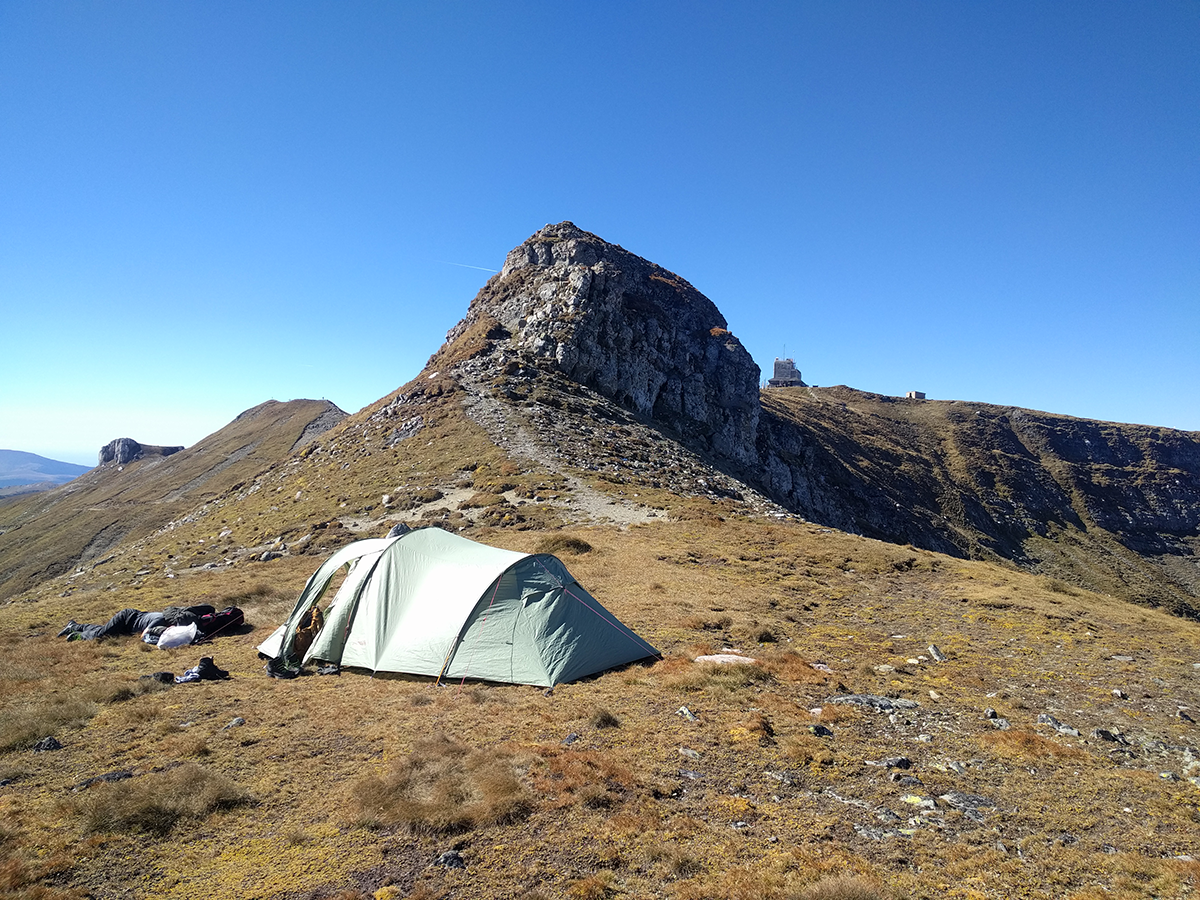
[2,2,1197,466]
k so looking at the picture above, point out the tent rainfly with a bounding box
[257,527,658,687]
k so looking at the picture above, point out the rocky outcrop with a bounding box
[97,439,184,466]
[436,223,1200,616]
[444,222,761,464]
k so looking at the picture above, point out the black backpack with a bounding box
[196,607,245,638]
[162,604,216,626]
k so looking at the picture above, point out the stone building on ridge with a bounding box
[766,358,805,388]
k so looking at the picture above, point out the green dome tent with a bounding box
[257,527,658,686]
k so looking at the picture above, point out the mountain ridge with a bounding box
[0,399,346,598]
[3,224,1200,900]
[1,224,1197,617]
[0,448,91,491]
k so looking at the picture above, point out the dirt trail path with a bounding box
[459,377,660,527]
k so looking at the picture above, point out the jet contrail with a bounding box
[440,261,498,272]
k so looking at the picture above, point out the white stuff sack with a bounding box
[156,623,198,650]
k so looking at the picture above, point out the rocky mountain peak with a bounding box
[446,222,761,464]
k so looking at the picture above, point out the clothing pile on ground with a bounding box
[140,656,230,685]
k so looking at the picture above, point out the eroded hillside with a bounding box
[757,387,1200,617]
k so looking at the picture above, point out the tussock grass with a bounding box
[661,658,774,697]
[532,747,636,810]
[350,733,532,833]
[0,695,98,751]
[71,762,247,835]
[536,534,594,556]
[589,707,620,729]
[782,733,836,768]
[795,874,893,900]
[216,581,291,607]
[761,650,831,684]
[979,728,1088,760]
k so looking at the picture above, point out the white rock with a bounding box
[695,653,757,665]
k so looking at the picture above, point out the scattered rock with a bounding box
[1111,655,1134,662]
[808,724,834,737]
[866,756,911,769]
[984,708,998,719]
[436,849,465,869]
[827,694,919,713]
[928,644,947,662]
[694,653,757,665]
[678,747,700,759]
[990,718,1011,730]
[1113,689,1128,699]
[900,794,937,811]
[224,717,246,730]
[1037,713,1080,737]
[676,706,700,722]
[31,737,62,753]
[561,732,580,745]
[73,770,133,791]
[940,791,996,812]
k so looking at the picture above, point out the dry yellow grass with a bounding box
[2,376,1200,899]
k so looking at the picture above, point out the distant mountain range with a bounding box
[0,450,91,494]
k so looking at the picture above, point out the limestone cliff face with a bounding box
[98,438,184,466]
[444,222,761,463]
[755,388,1200,616]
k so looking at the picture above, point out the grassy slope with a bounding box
[760,386,1200,616]
[2,381,1200,900]
[0,400,343,600]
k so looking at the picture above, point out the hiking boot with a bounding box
[195,657,229,680]
[66,632,84,642]
[57,620,80,637]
